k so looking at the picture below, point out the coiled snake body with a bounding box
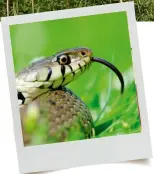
[17,47,124,145]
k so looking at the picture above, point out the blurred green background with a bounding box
[10,11,141,141]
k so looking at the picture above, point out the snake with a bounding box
[16,47,124,145]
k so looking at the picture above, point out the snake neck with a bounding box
[16,56,91,106]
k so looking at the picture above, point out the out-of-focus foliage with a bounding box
[0,0,154,21]
[10,11,141,145]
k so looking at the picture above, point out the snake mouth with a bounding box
[92,57,124,94]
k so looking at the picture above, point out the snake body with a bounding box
[17,47,124,145]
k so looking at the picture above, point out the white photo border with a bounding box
[1,2,152,173]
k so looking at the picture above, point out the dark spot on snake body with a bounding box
[46,67,52,81]
[39,84,45,89]
[61,94,65,98]
[57,106,63,110]
[49,99,56,105]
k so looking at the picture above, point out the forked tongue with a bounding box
[92,57,124,94]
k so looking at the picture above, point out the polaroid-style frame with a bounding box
[1,2,152,173]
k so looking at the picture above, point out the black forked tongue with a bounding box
[92,57,124,94]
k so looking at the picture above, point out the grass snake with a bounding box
[16,47,124,145]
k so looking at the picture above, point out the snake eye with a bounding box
[57,54,71,65]
[60,55,67,63]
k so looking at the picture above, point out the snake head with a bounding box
[16,47,124,105]
[47,47,93,86]
[16,47,94,105]
[52,47,124,94]
[55,47,93,65]
[52,47,93,72]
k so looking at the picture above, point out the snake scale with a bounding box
[16,47,124,145]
